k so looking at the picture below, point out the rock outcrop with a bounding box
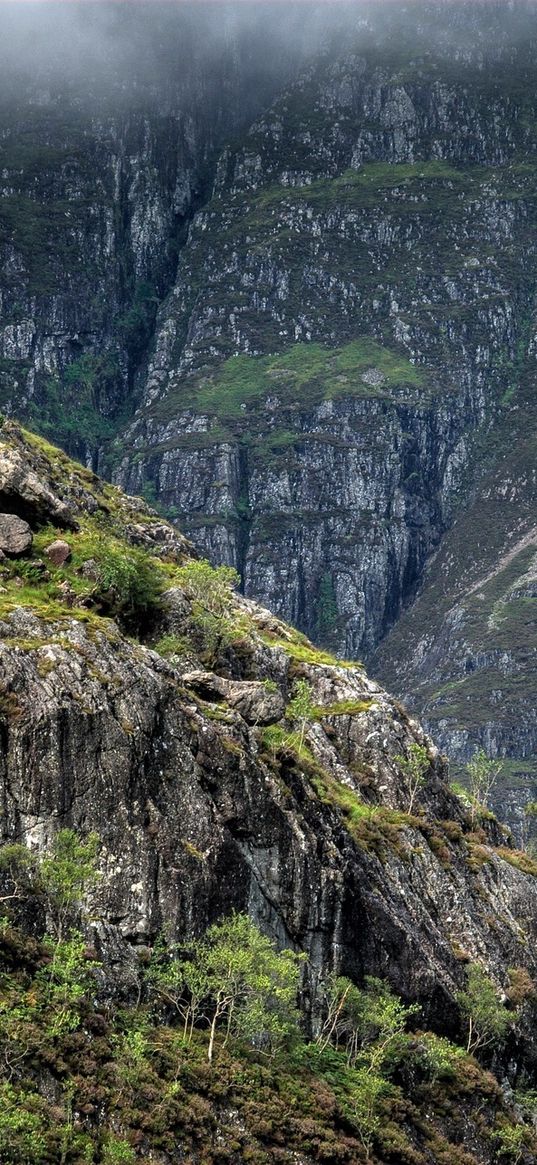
[3,3,537,832]
[0,420,534,1035]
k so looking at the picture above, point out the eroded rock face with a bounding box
[0,598,535,1047]
[0,446,77,530]
[0,419,532,1103]
[0,514,32,556]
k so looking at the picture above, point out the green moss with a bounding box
[154,337,426,426]
[494,847,537,877]
[312,698,372,718]
[262,633,362,670]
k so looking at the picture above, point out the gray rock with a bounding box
[0,445,77,529]
[183,670,284,724]
[44,539,71,566]
[0,513,32,556]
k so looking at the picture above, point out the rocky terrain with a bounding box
[0,419,536,1161]
[2,4,537,827]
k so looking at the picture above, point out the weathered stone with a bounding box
[79,559,99,580]
[0,446,77,530]
[183,670,284,724]
[57,579,75,607]
[44,539,71,566]
[0,513,32,556]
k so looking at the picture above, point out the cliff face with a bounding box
[0,419,535,1020]
[3,4,537,831]
[1,420,537,1161]
[113,10,537,662]
[0,5,314,460]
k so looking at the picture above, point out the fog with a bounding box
[0,0,537,110]
[0,2,358,101]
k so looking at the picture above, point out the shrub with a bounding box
[93,544,164,628]
[0,1084,47,1163]
[456,964,511,1054]
[394,743,430,814]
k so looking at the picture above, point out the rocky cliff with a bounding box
[3,4,537,834]
[0,420,537,1161]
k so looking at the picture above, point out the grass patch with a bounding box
[312,698,372,718]
[262,633,362,670]
[494,847,537,877]
[154,337,426,425]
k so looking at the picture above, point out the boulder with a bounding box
[0,513,32,556]
[44,539,71,566]
[0,444,78,530]
[182,670,284,725]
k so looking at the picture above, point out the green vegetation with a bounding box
[29,354,119,455]
[456,964,512,1054]
[394,742,430,814]
[262,631,362,670]
[172,558,251,663]
[285,678,315,749]
[0,830,535,1163]
[155,337,426,426]
[465,750,502,824]
[147,913,304,1063]
[312,698,372,718]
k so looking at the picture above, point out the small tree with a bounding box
[394,742,429,814]
[0,843,36,911]
[286,679,315,751]
[317,974,417,1070]
[466,750,501,824]
[175,560,245,659]
[40,829,99,941]
[347,1067,388,1163]
[456,963,511,1055]
[317,975,417,1161]
[146,932,209,1043]
[175,559,240,616]
[192,913,303,1063]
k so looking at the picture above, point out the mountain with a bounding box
[2,3,537,825]
[0,417,536,1162]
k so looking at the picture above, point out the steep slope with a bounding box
[0,417,533,1155]
[113,6,537,663]
[372,329,537,842]
[4,3,537,835]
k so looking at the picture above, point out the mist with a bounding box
[0,1,537,115]
[0,2,360,108]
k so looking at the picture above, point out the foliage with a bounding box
[40,829,99,940]
[0,1082,47,1163]
[286,679,315,749]
[152,633,192,660]
[101,1136,137,1164]
[91,542,164,629]
[493,1122,527,1163]
[394,742,430,813]
[317,974,418,1071]
[414,1031,466,1080]
[456,963,512,1054]
[174,559,249,661]
[346,1067,388,1162]
[175,560,240,615]
[466,750,502,823]
[148,913,304,1064]
[0,843,36,908]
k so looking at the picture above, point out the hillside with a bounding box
[0,420,536,1162]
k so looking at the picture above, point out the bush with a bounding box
[94,543,164,627]
[456,963,511,1054]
